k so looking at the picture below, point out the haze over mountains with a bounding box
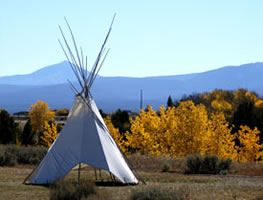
[1,61,263,114]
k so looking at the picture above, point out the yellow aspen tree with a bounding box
[245,91,258,102]
[29,100,55,135]
[158,105,177,155]
[104,116,126,152]
[235,125,263,162]
[125,105,161,155]
[233,89,258,110]
[201,112,236,159]
[55,108,69,116]
[255,100,263,109]
[173,101,209,157]
[211,99,232,113]
[40,121,58,147]
[207,90,233,119]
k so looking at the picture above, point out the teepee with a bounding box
[24,16,139,185]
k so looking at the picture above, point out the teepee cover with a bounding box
[28,96,137,184]
[25,16,139,185]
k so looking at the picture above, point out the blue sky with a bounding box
[1,1,263,77]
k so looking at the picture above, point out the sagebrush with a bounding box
[186,154,231,174]
[49,181,96,200]
[0,145,47,166]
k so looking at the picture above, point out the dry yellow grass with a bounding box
[0,166,49,200]
[1,163,263,200]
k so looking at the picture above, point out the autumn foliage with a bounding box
[104,116,126,152]
[122,102,238,160]
[28,100,57,146]
[234,125,263,162]
[29,100,55,135]
[40,121,58,147]
[107,95,263,163]
[18,89,263,163]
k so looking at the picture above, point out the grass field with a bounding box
[1,155,263,200]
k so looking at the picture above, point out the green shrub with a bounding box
[5,145,20,156]
[130,187,185,200]
[217,159,232,174]
[186,154,202,174]
[49,181,96,200]
[0,151,17,166]
[162,163,171,172]
[17,147,47,165]
[186,154,232,175]
[200,155,218,174]
[4,151,17,166]
[50,182,76,200]
[1,145,47,166]
[0,151,5,165]
[75,182,96,198]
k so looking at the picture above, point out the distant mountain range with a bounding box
[0,61,80,85]
[1,61,263,114]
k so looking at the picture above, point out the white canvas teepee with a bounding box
[25,16,139,185]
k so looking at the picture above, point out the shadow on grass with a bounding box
[95,181,137,187]
[24,181,137,188]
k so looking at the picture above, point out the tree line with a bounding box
[108,88,263,163]
[1,88,263,162]
[0,100,65,147]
